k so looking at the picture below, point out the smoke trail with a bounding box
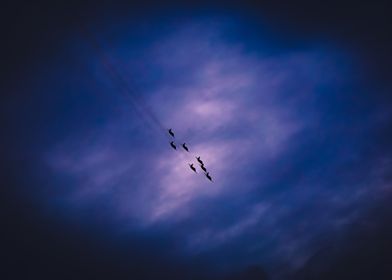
[79,22,169,140]
[78,22,213,181]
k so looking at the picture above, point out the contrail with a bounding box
[79,22,169,139]
[78,22,213,181]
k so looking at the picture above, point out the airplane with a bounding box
[200,164,207,172]
[170,141,176,150]
[189,163,197,173]
[196,156,204,165]
[168,128,175,137]
[205,172,212,181]
[182,143,189,152]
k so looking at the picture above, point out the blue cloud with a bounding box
[18,15,390,278]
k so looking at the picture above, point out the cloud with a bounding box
[42,16,392,278]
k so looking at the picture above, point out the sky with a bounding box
[1,1,392,279]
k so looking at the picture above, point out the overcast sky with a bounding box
[1,1,392,279]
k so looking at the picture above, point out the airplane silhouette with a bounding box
[205,172,212,181]
[182,143,189,152]
[170,141,176,150]
[200,164,207,172]
[168,128,175,137]
[189,163,197,172]
[196,156,204,165]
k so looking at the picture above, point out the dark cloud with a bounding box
[292,194,392,280]
[1,1,392,280]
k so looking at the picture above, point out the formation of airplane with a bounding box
[168,128,212,181]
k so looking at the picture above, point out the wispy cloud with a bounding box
[44,17,391,276]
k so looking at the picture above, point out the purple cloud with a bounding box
[43,18,390,277]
